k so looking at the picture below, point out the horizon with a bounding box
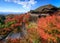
[0,0,60,14]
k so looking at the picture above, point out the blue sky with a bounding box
[0,0,60,13]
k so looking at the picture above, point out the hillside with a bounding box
[30,4,59,14]
[0,4,60,43]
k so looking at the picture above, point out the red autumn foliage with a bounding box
[4,13,30,30]
[7,38,20,43]
[37,15,60,43]
[0,13,30,42]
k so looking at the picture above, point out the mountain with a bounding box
[30,4,58,13]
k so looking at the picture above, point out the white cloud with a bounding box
[5,0,37,10]
[0,10,20,12]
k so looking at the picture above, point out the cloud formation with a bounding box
[5,0,37,10]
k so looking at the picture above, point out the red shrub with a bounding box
[37,15,60,43]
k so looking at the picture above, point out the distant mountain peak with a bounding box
[30,4,58,13]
